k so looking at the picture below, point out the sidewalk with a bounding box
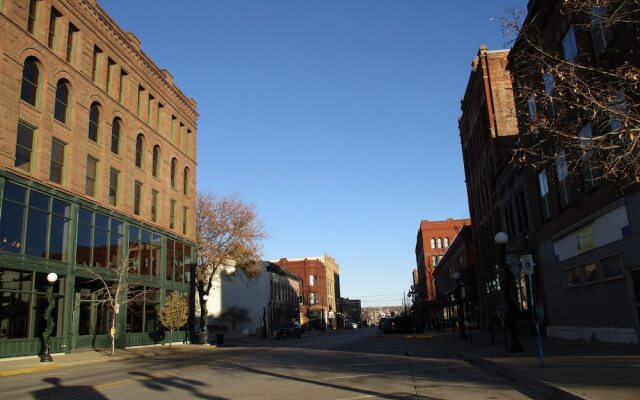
[432,330,640,400]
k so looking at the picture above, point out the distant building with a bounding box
[415,218,470,329]
[340,298,362,325]
[200,262,301,336]
[273,254,341,329]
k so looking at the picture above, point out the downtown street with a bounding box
[1,328,541,400]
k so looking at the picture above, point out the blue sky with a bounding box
[100,0,525,307]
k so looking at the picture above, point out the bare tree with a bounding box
[196,192,266,331]
[504,1,640,187]
[87,250,151,356]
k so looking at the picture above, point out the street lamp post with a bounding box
[41,272,58,362]
[200,294,209,344]
[494,232,524,353]
[452,271,467,339]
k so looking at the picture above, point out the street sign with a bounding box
[520,254,535,275]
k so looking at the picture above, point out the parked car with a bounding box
[277,321,302,339]
[382,316,413,334]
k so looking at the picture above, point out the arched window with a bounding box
[430,238,435,249]
[444,237,450,248]
[183,167,189,195]
[111,118,121,154]
[170,158,177,188]
[21,57,39,106]
[436,238,442,248]
[54,79,70,124]
[135,134,144,168]
[88,102,100,142]
[152,145,160,177]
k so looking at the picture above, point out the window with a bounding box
[538,169,551,220]
[170,199,176,229]
[556,148,571,207]
[565,267,582,288]
[85,156,97,196]
[432,255,438,267]
[65,24,78,63]
[54,79,70,124]
[310,293,318,304]
[49,139,65,184]
[170,158,177,188]
[92,46,102,84]
[157,103,163,131]
[133,181,142,215]
[186,129,191,155]
[21,57,39,106]
[88,102,100,142]
[582,262,599,284]
[152,145,160,177]
[183,167,189,195]
[579,123,599,188]
[601,255,623,280]
[443,237,449,248]
[135,134,144,168]
[171,115,177,143]
[15,121,35,172]
[182,207,188,235]
[543,67,555,117]
[527,95,537,122]
[108,168,119,206]
[137,85,144,118]
[118,69,127,103]
[151,190,158,223]
[178,122,184,149]
[111,118,121,154]
[47,7,61,50]
[27,0,39,35]
[430,238,435,249]
[76,208,123,269]
[591,6,613,58]
[106,58,116,95]
[561,25,578,62]
[309,275,316,286]
[147,94,154,124]
[437,238,442,248]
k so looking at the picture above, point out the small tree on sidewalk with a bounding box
[159,292,189,347]
[88,250,150,356]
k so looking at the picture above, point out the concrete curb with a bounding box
[460,352,587,400]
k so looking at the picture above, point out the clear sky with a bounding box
[99,0,525,307]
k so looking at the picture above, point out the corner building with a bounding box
[0,0,197,357]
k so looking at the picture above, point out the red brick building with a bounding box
[415,218,470,328]
[274,258,332,329]
[459,46,519,331]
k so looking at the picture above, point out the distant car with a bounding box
[277,321,302,339]
[351,322,358,329]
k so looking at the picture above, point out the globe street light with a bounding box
[494,232,524,353]
[40,272,58,362]
[452,271,467,339]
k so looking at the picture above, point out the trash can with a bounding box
[216,333,224,345]
[199,331,208,344]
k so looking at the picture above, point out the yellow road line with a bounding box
[0,364,57,377]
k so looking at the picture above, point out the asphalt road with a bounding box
[2,328,543,399]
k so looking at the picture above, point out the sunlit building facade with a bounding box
[0,0,197,357]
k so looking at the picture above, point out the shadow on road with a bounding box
[31,377,109,400]
[128,371,225,400]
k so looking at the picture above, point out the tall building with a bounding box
[414,218,470,329]
[274,255,341,329]
[0,0,197,357]
[507,0,640,343]
[458,46,519,332]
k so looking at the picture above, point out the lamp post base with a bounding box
[40,343,53,362]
